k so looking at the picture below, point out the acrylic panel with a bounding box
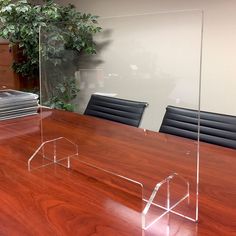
[38,9,203,234]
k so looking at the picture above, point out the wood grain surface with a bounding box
[0,109,235,236]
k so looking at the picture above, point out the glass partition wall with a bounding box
[32,10,203,235]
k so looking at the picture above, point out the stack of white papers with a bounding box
[0,89,39,120]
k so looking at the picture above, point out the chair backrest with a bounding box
[159,105,236,149]
[84,94,148,127]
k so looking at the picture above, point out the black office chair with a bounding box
[159,105,236,149]
[84,94,148,127]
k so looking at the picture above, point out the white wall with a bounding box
[55,0,236,117]
[75,12,201,130]
[57,0,236,114]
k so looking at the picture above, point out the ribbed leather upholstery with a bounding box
[159,106,236,149]
[84,94,148,127]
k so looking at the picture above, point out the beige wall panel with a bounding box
[57,0,236,120]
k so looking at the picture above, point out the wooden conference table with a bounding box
[0,109,235,236]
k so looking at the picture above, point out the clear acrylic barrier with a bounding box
[35,9,203,234]
[28,137,191,232]
[28,137,79,171]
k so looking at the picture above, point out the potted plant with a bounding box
[0,0,101,111]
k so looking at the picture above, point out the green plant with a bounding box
[0,0,101,111]
[44,76,79,112]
